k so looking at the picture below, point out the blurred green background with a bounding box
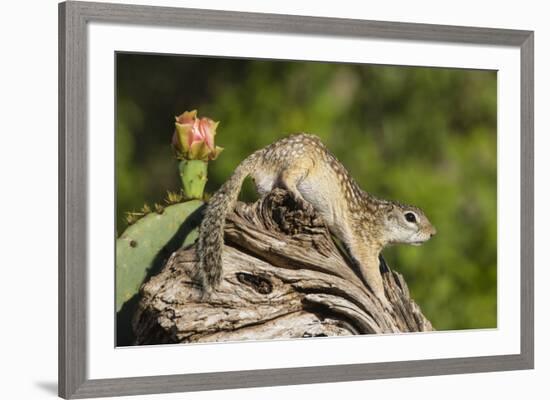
[116,53,497,331]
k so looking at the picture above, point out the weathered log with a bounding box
[133,189,433,344]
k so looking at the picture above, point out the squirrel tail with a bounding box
[196,150,262,291]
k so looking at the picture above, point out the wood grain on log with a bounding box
[133,189,433,345]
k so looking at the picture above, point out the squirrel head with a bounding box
[378,202,436,246]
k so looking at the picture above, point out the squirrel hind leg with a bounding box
[279,166,315,213]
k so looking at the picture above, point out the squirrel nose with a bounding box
[430,227,437,237]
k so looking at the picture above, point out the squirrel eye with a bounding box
[405,212,417,223]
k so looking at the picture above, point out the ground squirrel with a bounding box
[196,133,436,309]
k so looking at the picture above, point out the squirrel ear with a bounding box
[384,204,395,219]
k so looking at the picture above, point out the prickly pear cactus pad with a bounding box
[116,200,203,312]
[117,109,223,345]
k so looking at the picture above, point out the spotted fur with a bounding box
[196,133,436,308]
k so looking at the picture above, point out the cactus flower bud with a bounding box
[172,110,224,160]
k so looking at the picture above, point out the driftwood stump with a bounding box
[133,189,433,344]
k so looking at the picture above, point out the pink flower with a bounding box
[172,110,223,160]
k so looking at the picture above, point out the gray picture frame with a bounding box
[59,1,534,398]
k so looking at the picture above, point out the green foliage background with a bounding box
[116,53,497,331]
